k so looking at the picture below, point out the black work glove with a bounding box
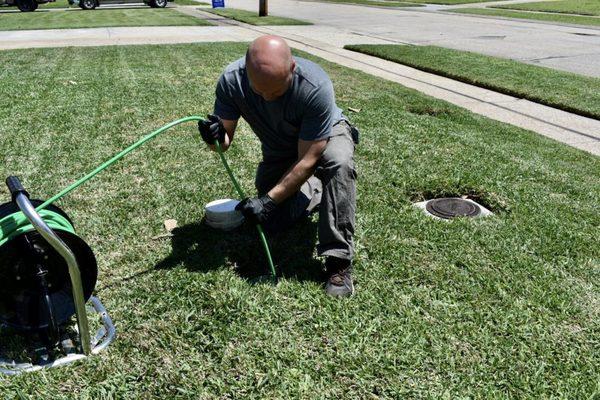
[235,195,277,225]
[198,114,226,145]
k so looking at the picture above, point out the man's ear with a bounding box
[290,58,296,73]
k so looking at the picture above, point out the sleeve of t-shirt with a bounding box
[213,73,241,121]
[298,81,335,142]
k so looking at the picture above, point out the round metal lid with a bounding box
[425,198,481,219]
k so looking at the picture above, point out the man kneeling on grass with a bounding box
[198,35,359,297]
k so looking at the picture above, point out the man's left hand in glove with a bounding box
[198,114,227,146]
[236,195,277,225]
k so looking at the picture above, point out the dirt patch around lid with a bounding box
[409,187,510,215]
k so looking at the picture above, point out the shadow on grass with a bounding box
[0,326,31,366]
[154,217,326,283]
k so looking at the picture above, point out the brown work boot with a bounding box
[325,257,354,297]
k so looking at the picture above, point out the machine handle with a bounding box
[13,191,92,355]
[6,176,30,202]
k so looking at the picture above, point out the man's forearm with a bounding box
[268,159,317,204]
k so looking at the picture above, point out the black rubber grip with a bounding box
[6,176,29,202]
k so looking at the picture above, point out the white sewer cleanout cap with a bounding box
[204,199,244,231]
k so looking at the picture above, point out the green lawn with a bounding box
[173,0,210,5]
[204,7,312,25]
[449,7,600,27]
[0,8,211,30]
[344,44,600,120]
[0,43,599,398]
[495,0,600,16]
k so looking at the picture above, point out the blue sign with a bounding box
[212,0,224,8]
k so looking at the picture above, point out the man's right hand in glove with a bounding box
[198,114,227,146]
[236,195,277,225]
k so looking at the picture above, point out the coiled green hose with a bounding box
[0,209,75,247]
[0,116,276,280]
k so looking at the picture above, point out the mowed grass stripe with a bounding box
[204,8,312,25]
[495,0,600,16]
[0,8,211,30]
[0,43,598,398]
[344,44,600,120]
[172,0,211,5]
[449,7,600,27]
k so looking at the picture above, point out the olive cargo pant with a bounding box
[255,121,357,261]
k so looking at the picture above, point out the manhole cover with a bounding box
[425,198,481,219]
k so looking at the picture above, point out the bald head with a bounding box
[246,35,295,101]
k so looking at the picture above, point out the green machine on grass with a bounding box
[0,116,276,375]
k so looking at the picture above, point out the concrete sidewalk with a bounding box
[1,12,598,155]
[0,26,256,50]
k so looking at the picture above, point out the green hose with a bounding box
[0,116,276,280]
[0,209,75,247]
[215,142,277,280]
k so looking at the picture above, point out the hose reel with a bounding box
[0,177,115,376]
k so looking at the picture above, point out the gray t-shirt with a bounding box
[214,56,345,160]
